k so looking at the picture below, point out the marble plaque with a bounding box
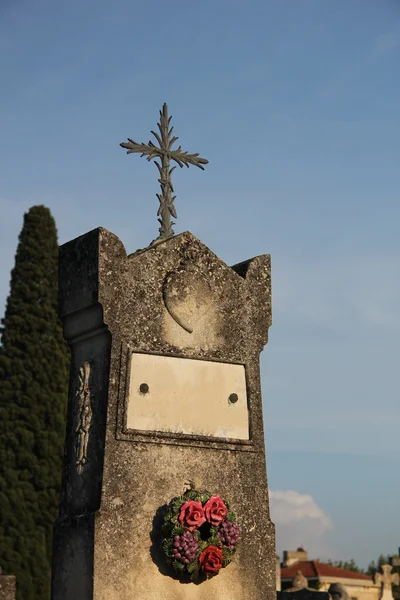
[126,353,249,439]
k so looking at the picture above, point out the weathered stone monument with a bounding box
[0,567,16,600]
[51,104,276,600]
[375,565,400,600]
[278,589,329,600]
[328,583,350,600]
[277,571,329,600]
[286,572,313,592]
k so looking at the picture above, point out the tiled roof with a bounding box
[281,561,373,582]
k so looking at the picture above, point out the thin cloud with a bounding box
[270,490,334,561]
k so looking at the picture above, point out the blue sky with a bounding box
[1,0,400,570]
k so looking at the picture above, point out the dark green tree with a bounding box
[367,554,390,575]
[393,570,400,600]
[326,558,365,573]
[0,206,70,600]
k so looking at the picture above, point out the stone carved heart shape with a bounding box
[163,266,213,333]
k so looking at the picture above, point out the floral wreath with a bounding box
[160,489,241,582]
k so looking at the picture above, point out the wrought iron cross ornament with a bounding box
[120,103,208,245]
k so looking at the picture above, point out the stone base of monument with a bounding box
[0,568,16,600]
[51,229,276,600]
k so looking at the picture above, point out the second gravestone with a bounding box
[51,105,276,600]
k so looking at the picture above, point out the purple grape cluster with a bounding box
[172,531,199,563]
[217,521,241,551]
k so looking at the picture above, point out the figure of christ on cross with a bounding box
[120,103,208,246]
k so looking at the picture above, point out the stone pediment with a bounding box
[60,228,272,358]
[106,229,271,356]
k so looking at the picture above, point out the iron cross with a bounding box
[120,103,208,245]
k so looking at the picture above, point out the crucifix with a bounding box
[120,103,208,246]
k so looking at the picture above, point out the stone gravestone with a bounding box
[286,571,313,592]
[0,567,16,600]
[375,565,400,600]
[51,105,276,600]
[328,583,349,600]
[278,573,329,600]
[278,590,329,600]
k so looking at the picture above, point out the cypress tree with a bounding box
[0,205,70,600]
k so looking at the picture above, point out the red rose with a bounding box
[203,496,228,526]
[179,500,206,531]
[199,545,224,575]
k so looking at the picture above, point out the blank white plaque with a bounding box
[126,353,249,440]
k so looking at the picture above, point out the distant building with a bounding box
[280,549,380,600]
[283,548,309,567]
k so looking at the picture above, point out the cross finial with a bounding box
[120,103,208,246]
[375,565,400,590]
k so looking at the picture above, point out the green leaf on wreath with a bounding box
[165,542,173,555]
[190,569,200,582]
[222,547,235,560]
[208,535,221,547]
[187,560,199,574]
[198,540,208,553]
[172,560,185,572]
[227,511,235,522]
[161,539,173,555]
[223,557,232,568]
[171,525,184,536]
[186,490,198,500]
[198,492,211,503]
[167,515,177,526]
[172,497,185,512]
